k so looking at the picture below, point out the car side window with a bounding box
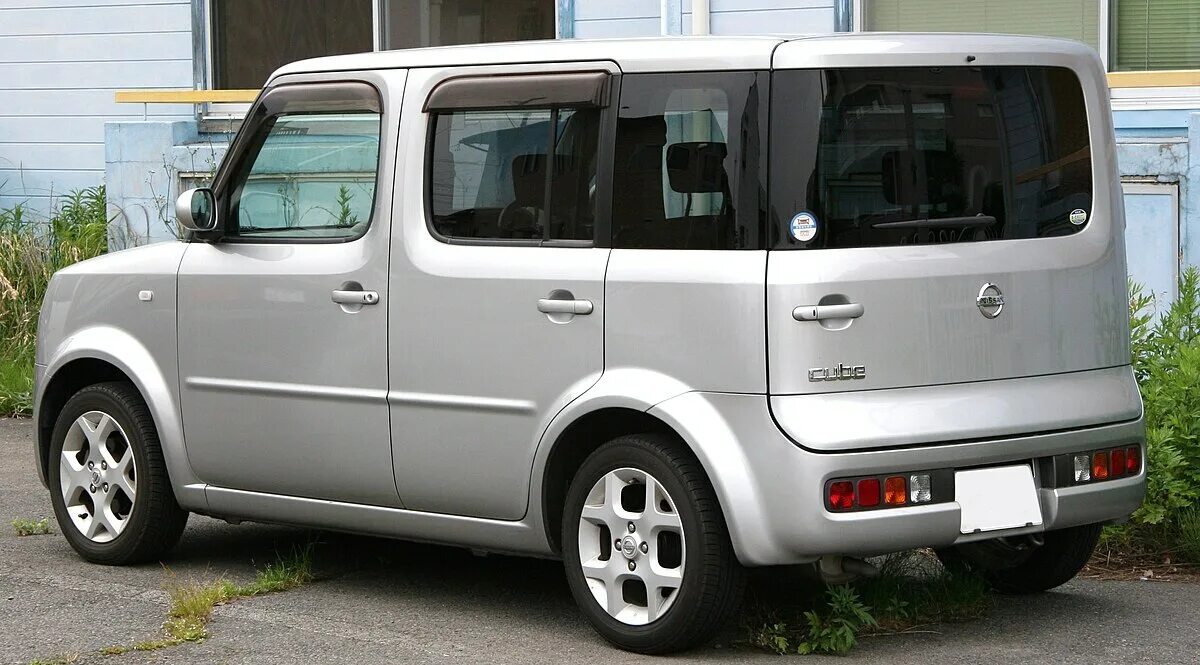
[223,84,382,241]
[429,107,601,242]
[611,72,767,250]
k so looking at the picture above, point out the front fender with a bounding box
[36,326,207,510]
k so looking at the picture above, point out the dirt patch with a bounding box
[1083,553,1200,583]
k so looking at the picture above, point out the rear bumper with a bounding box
[649,388,1145,567]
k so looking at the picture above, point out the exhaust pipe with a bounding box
[817,555,879,585]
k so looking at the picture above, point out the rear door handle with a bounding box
[331,289,380,305]
[537,298,593,315]
[792,303,864,321]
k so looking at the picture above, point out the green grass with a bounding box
[12,517,50,536]
[0,187,108,418]
[745,551,990,655]
[97,544,316,656]
[0,352,33,417]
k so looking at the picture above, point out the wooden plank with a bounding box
[114,89,261,104]
[1108,70,1200,89]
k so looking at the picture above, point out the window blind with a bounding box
[1115,0,1200,71]
[866,0,1100,50]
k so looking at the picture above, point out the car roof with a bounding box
[271,33,1099,80]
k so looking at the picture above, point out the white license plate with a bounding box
[955,465,1044,534]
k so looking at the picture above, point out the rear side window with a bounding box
[429,107,602,242]
[611,72,767,250]
[769,66,1092,249]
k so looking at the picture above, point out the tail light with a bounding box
[829,481,854,510]
[826,470,949,512]
[1057,445,1141,487]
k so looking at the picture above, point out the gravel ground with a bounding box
[2,417,1198,664]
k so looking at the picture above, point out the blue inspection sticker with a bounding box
[789,212,818,242]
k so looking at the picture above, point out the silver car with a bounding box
[34,34,1144,653]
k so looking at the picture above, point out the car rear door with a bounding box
[385,63,618,520]
[766,41,1129,404]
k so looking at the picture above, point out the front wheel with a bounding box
[562,433,744,654]
[47,382,189,565]
[935,523,1102,594]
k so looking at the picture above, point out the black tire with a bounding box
[561,433,744,654]
[48,382,188,565]
[935,523,1102,594]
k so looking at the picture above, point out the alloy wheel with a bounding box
[58,410,137,543]
[576,467,686,625]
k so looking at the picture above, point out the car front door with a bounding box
[386,63,618,519]
[177,72,404,506]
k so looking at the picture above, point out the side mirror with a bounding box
[175,188,218,233]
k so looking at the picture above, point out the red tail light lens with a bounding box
[1092,452,1109,480]
[1110,449,1127,477]
[1126,446,1140,474]
[857,478,881,507]
[829,481,854,510]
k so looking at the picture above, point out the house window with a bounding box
[211,0,373,89]
[864,0,1101,51]
[380,0,553,49]
[1113,0,1200,71]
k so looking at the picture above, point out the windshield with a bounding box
[769,66,1092,249]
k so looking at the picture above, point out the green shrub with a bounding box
[1179,509,1200,564]
[752,585,877,655]
[0,187,108,415]
[1123,268,1200,546]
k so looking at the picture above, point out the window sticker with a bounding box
[1069,208,1088,226]
[789,212,818,242]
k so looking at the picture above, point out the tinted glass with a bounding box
[429,107,601,242]
[770,67,1092,249]
[612,72,767,250]
[382,0,553,49]
[229,112,381,239]
[213,0,371,89]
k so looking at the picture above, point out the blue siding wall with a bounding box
[0,0,193,217]
[573,0,837,38]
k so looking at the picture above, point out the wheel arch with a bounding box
[539,406,680,553]
[35,326,204,508]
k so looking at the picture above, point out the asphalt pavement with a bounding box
[2,417,1198,664]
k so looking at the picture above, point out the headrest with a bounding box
[511,153,582,206]
[666,142,729,194]
[511,153,547,205]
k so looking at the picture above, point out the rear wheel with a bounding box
[48,382,188,565]
[935,523,1102,594]
[562,433,744,654]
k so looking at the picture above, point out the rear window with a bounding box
[769,66,1092,249]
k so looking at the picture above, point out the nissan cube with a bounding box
[33,34,1145,653]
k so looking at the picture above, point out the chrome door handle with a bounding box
[331,289,380,305]
[793,303,864,321]
[537,298,593,315]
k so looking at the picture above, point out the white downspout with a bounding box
[692,0,710,36]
